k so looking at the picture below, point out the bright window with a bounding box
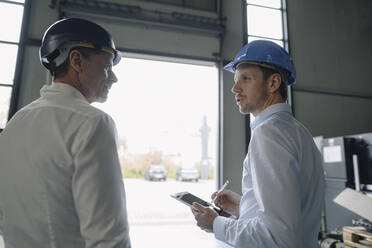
[0,2,24,42]
[0,1,25,129]
[247,0,281,9]
[0,44,19,84]
[246,0,287,48]
[247,5,283,39]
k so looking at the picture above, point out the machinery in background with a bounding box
[318,231,344,248]
[321,132,372,232]
[318,219,372,248]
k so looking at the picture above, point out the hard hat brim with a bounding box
[113,50,121,65]
[223,61,235,73]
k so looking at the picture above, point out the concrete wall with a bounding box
[287,0,372,138]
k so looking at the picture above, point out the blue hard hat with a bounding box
[224,40,296,85]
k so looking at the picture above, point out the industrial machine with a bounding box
[321,132,372,232]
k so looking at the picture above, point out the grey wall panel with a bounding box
[293,91,372,138]
[220,0,246,194]
[287,0,372,138]
[28,0,59,40]
[221,2,244,60]
[17,46,49,109]
[288,0,372,95]
[93,20,220,59]
[221,69,246,194]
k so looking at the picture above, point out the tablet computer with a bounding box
[170,191,211,210]
[170,191,236,218]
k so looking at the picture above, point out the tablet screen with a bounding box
[178,193,210,207]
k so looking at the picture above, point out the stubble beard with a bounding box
[95,83,110,103]
[238,105,250,115]
[95,92,108,103]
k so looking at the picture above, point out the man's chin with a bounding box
[239,107,250,115]
[95,95,108,103]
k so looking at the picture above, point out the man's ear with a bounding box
[268,73,282,93]
[69,50,83,73]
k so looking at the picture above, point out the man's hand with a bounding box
[191,202,218,233]
[211,189,241,217]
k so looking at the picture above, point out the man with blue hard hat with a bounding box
[192,40,324,248]
[0,18,131,247]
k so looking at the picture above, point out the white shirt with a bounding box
[213,103,324,248]
[0,83,131,248]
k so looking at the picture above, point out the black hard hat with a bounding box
[39,18,121,72]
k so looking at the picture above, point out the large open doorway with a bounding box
[93,55,224,247]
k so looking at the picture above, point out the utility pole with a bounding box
[200,115,210,179]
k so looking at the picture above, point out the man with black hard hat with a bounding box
[191,40,324,248]
[0,18,131,247]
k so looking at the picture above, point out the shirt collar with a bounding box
[40,82,88,103]
[250,103,292,130]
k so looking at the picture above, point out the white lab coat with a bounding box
[213,103,324,248]
[0,82,131,248]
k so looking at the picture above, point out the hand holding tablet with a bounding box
[170,191,236,218]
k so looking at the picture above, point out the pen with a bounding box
[211,180,229,204]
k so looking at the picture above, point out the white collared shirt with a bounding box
[213,103,324,248]
[0,82,131,248]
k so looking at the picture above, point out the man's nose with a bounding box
[231,81,239,94]
[110,70,118,83]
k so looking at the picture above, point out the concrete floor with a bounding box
[125,178,232,248]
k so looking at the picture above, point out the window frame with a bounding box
[0,0,28,132]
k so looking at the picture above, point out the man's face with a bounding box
[79,51,117,103]
[231,65,269,116]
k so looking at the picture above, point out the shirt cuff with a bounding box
[213,216,231,242]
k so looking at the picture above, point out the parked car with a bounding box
[144,164,167,181]
[176,167,199,182]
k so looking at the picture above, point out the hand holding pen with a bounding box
[211,180,230,204]
[211,180,241,218]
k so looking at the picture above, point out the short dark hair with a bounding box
[52,47,101,78]
[259,65,289,101]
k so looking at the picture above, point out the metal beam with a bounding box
[293,87,372,100]
[217,0,223,189]
[56,0,225,37]
[139,0,218,12]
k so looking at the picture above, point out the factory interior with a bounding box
[0,0,372,247]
